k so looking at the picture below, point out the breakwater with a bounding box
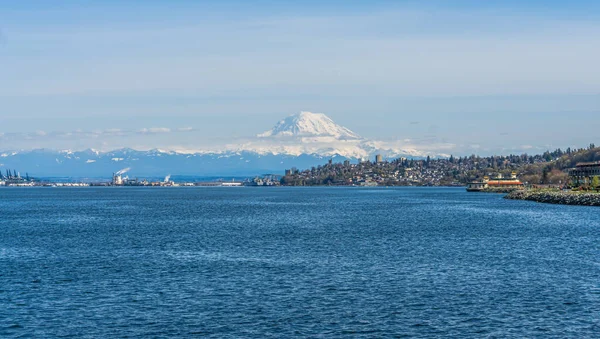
[505,190,600,206]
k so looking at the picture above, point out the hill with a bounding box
[280,144,599,186]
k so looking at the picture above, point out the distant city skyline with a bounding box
[1,0,599,156]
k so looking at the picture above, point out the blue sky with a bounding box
[1,0,599,155]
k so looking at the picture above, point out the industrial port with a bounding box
[0,167,281,187]
[0,169,37,186]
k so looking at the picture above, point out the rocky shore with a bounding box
[505,190,600,206]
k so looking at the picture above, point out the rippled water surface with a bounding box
[1,187,599,337]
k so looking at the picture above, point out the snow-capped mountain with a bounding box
[242,111,428,159]
[0,111,439,177]
[223,111,367,158]
[258,111,361,139]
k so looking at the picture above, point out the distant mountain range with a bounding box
[0,148,348,177]
[0,112,432,177]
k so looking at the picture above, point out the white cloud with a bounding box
[138,127,171,134]
[176,127,194,132]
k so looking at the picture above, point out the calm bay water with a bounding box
[1,187,599,337]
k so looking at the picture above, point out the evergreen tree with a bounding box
[542,167,550,184]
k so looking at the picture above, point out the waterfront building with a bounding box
[486,173,525,189]
[568,162,600,186]
[359,179,378,186]
[221,182,243,187]
[466,172,524,192]
[466,181,488,192]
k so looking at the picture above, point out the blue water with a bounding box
[1,187,599,337]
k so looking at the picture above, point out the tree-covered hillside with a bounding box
[281,144,600,186]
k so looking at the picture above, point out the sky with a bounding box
[1,0,599,156]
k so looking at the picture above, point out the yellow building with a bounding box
[466,172,524,192]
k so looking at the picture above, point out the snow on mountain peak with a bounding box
[258,111,361,139]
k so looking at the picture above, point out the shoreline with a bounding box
[505,190,600,206]
[0,184,464,188]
